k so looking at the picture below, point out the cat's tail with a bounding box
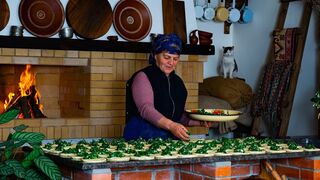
[233,59,238,72]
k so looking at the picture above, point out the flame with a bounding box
[4,93,15,110]
[3,64,43,112]
[19,64,35,96]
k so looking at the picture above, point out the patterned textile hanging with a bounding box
[251,28,297,137]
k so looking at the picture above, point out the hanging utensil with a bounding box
[215,0,228,22]
[194,0,204,20]
[239,0,253,24]
[203,0,215,21]
[228,0,240,23]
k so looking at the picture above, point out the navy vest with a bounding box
[126,65,187,123]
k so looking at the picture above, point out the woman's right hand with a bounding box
[168,122,190,141]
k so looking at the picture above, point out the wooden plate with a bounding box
[66,0,112,39]
[113,0,152,42]
[0,0,9,31]
[185,109,242,122]
[19,0,65,37]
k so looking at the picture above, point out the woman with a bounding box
[124,33,212,141]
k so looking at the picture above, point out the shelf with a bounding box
[0,36,215,55]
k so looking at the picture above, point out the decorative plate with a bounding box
[113,0,152,42]
[0,0,10,31]
[66,0,112,39]
[185,109,242,122]
[19,0,65,37]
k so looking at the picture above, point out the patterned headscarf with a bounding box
[149,33,182,64]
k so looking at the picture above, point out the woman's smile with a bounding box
[156,52,180,76]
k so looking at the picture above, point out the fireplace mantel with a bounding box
[0,36,214,55]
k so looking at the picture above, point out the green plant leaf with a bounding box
[5,160,26,178]
[0,109,19,125]
[24,148,41,161]
[12,132,45,144]
[29,142,43,148]
[22,159,33,168]
[25,169,43,180]
[0,163,14,176]
[311,90,320,109]
[0,139,13,148]
[34,156,61,180]
[4,147,13,159]
[12,140,27,149]
[14,124,29,132]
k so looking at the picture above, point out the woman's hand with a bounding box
[168,122,190,141]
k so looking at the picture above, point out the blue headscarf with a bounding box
[149,33,182,64]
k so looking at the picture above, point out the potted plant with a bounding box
[311,90,320,119]
[0,109,61,180]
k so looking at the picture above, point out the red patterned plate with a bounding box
[19,0,65,37]
[113,0,152,42]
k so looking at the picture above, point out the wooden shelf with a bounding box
[0,36,215,55]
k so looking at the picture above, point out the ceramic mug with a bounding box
[194,0,204,20]
[239,0,253,24]
[215,0,229,22]
[228,0,240,23]
[202,0,215,21]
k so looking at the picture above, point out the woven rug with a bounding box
[273,28,297,62]
[252,28,297,137]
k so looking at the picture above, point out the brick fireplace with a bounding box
[0,47,208,140]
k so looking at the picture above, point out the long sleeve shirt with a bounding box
[131,71,190,127]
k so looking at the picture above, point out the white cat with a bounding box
[221,46,238,79]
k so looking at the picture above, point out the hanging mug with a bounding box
[239,0,253,24]
[215,0,229,22]
[228,0,240,23]
[194,0,204,20]
[203,0,215,21]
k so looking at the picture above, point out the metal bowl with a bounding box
[59,27,73,39]
[107,35,118,42]
[10,26,24,37]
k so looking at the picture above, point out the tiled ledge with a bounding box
[0,49,209,66]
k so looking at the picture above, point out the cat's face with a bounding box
[223,46,234,56]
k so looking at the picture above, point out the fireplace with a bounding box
[0,48,207,140]
[0,64,89,118]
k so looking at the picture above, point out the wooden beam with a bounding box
[162,0,174,34]
[278,2,313,137]
[251,1,290,135]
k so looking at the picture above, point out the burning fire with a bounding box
[3,64,44,118]
[18,64,43,110]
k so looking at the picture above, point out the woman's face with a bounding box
[155,52,180,76]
